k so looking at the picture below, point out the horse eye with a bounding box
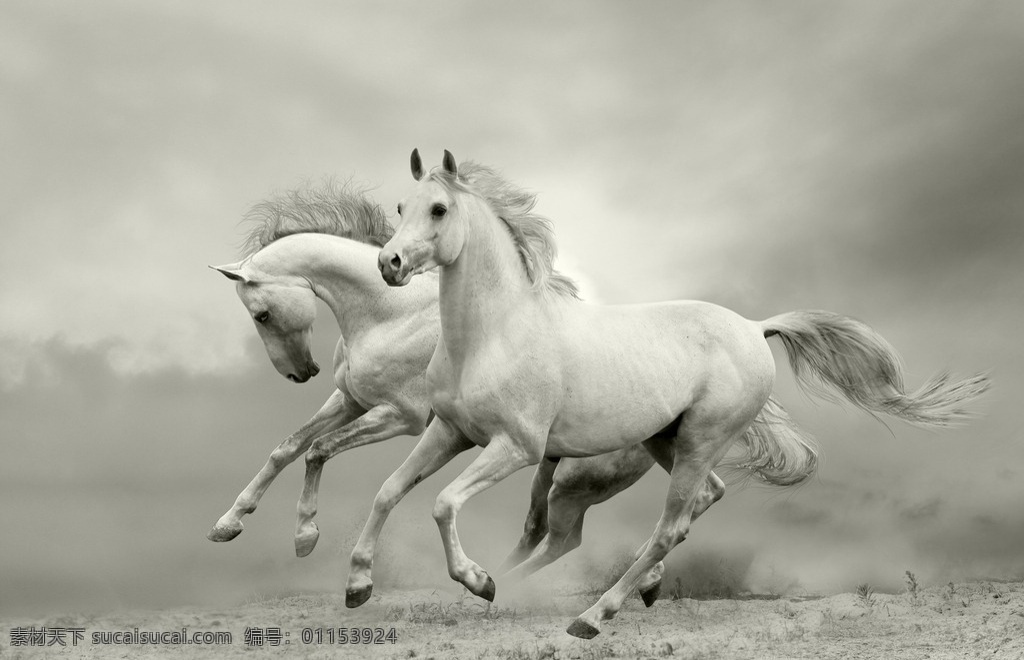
[396,203,403,215]
[255,311,270,324]
[431,204,447,218]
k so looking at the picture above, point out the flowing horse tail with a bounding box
[722,310,991,487]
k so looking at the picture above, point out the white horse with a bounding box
[207,184,437,564]
[207,183,701,606]
[373,150,990,638]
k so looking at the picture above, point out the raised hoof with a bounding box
[566,619,600,639]
[346,584,373,608]
[470,575,496,602]
[207,524,243,542]
[294,523,320,558]
[640,581,662,607]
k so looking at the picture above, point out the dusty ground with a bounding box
[3,580,1022,659]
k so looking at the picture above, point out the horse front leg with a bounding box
[346,418,474,607]
[294,402,420,557]
[208,389,362,542]
[433,434,539,601]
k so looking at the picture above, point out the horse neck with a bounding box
[439,200,537,364]
[271,234,392,340]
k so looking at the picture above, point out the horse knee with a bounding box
[373,479,402,514]
[268,447,292,470]
[305,444,328,469]
[432,490,458,524]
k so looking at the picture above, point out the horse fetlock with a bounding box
[349,548,373,571]
[373,489,401,513]
[295,505,318,524]
[431,497,457,524]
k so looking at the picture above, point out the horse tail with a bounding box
[720,395,819,486]
[760,310,990,427]
[723,311,989,487]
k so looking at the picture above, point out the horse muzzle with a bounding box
[378,249,412,287]
[286,361,320,383]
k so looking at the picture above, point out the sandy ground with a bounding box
[3,580,1022,659]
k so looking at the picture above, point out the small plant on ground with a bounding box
[669,576,685,600]
[664,551,749,600]
[904,570,921,604]
[855,583,876,609]
[387,589,517,625]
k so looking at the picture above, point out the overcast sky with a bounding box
[2,1,1022,616]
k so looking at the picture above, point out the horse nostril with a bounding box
[390,254,401,270]
[311,362,321,376]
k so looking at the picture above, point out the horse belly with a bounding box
[544,301,768,457]
[546,360,695,457]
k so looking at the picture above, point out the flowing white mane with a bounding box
[429,162,580,300]
[240,180,393,257]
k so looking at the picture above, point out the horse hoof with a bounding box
[294,523,319,557]
[346,584,373,608]
[640,581,661,607]
[471,575,496,602]
[566,618,600,639]
[207,523,243,542]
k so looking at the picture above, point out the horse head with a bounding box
[211,258,320,383]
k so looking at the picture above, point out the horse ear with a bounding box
[209,263,251,283]
[442,150,458,177]
[411,148,424,181]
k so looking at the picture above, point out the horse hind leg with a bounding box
[568,418,741,639]
[635,470,725,606]
[294,403,417,557]
[208,389,360,542]
[501,485,591,580]
[505,447,657,581]
[498,458,558,574]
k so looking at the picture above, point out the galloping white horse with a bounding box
[374,150,990,638]
[207,183,710,605]
[207,184,438,562]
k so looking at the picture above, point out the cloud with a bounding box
[898,498,944,524]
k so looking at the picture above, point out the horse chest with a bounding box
[427,364,520,445]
